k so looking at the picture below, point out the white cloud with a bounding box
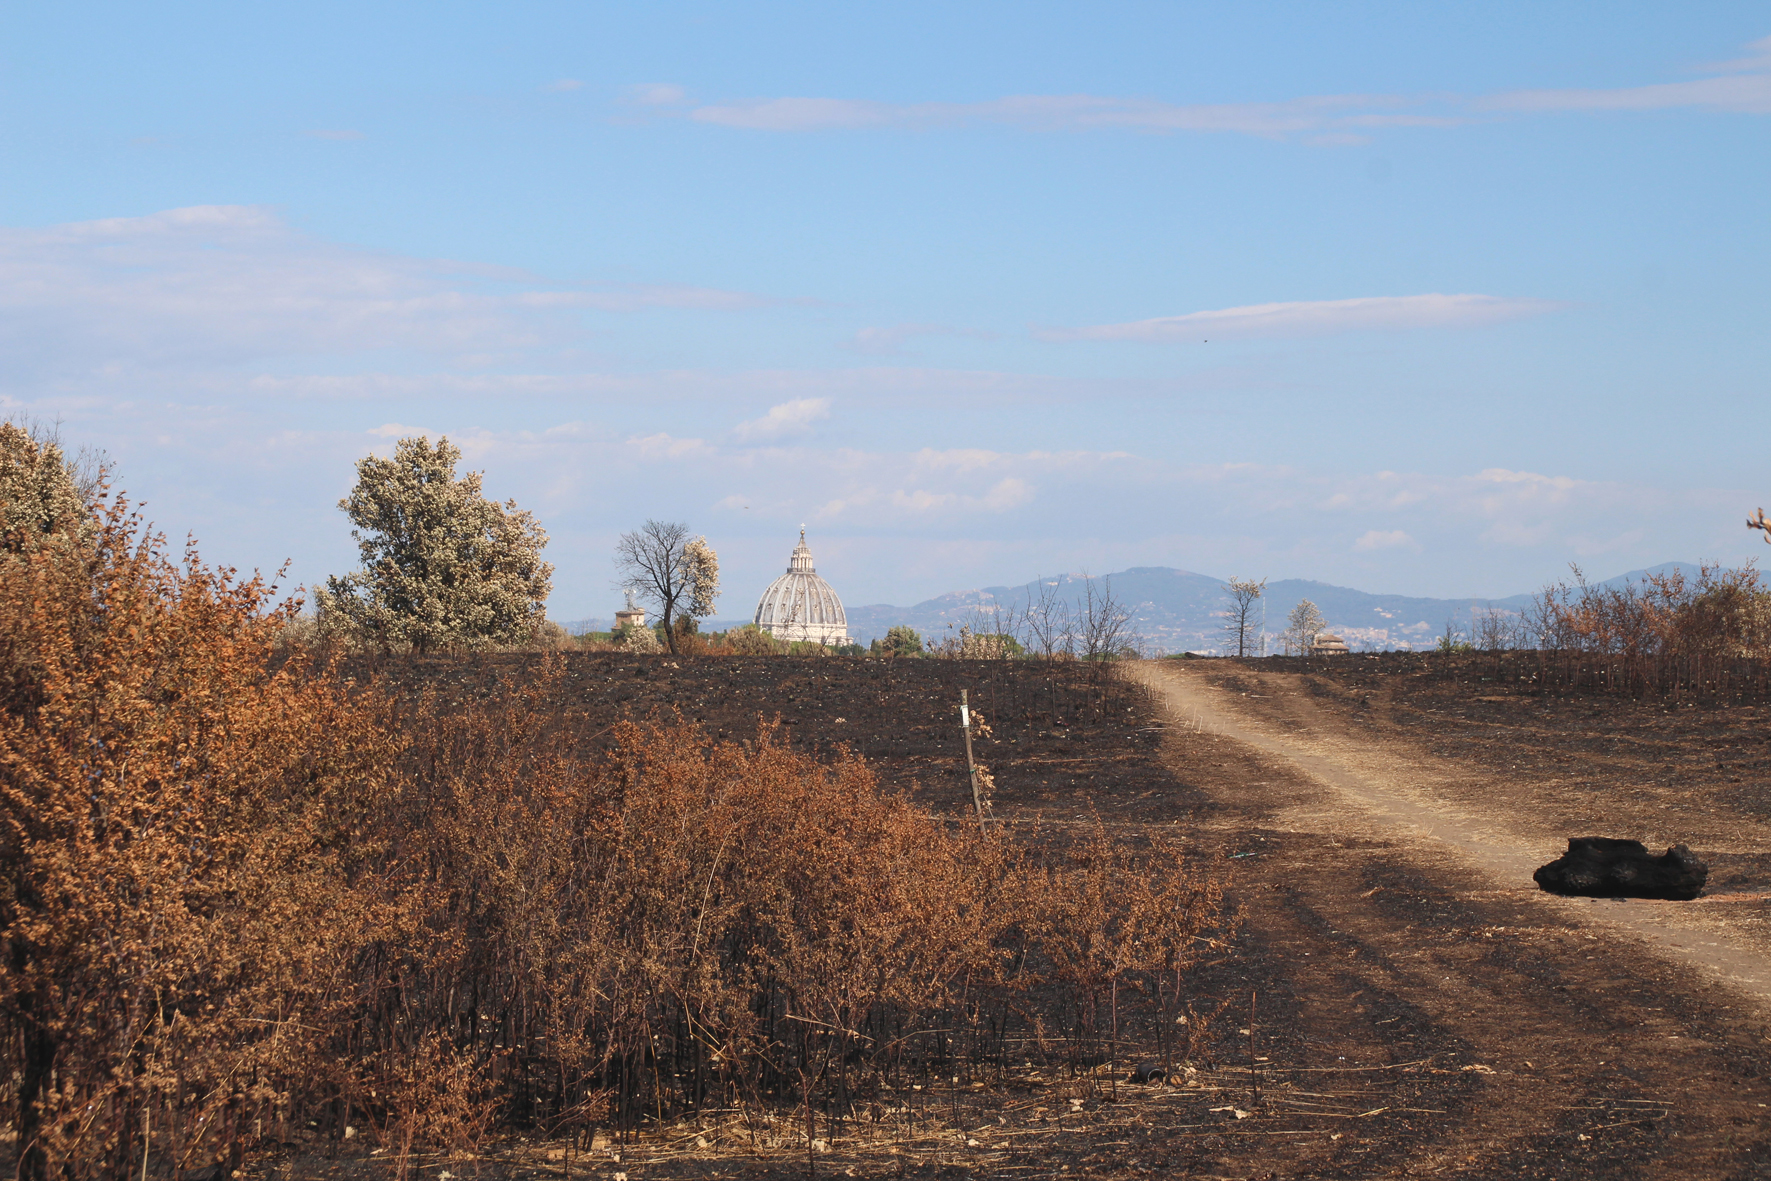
[732,397,832,441]
[912,448,1007,474]
[1701,34,1771,74]
[1354,529,1418,551]
[0,206,780,378]
[681,36,1771,141]
[1043,294,1561,342]
[1483,74,1771,115]
[626,432,710,460]
[689,92,1448,138]
[842,323,995,356]
[516,284,777,311]
[885,477,1034,515]
[367,422,433,439]
[624,83,688,106]
[1482,34,1771,115]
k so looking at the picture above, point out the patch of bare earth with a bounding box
[1128,656,1771,1179]
[255,654,1771,1180]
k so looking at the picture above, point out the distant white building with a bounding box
[1311,632,1350,655]
[754,529,851,646]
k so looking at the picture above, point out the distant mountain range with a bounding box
[565,561,1701,654]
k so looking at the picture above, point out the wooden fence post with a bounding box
[960,689,986,833]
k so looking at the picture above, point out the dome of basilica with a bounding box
[754,530,850,646]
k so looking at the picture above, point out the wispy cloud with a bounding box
[1354,529,1418,551]
[732,397,831,441]
[680,35,1771,139]
[1042,294,1561,342]
[624,83,688,107]
[0,206,781,377]
[690,92,1454,138]
[1481,74,1771,114]
[841,323,994,356]
[516,284,779,311]
[1483,33,1771,114]
[1701,34,1771,74]
[626,432,711,460]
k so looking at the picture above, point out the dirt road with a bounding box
[1129,660,1771,1178]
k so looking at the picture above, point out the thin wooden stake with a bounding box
[1249,990,1259,1106]
[960,690,986,833]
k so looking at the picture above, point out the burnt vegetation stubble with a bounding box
[1,504,1240,1181]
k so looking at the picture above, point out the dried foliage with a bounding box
[1371,563,1771,701]
[0,496,402,1181]
[612,620,663,653]
[1528,563,1771,659]
[0,498,1230,1180]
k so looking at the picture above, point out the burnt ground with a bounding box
[282,652,1771,1180]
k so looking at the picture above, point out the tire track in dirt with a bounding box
[1129,661,1771,1179]
[1142,662,1771,1004]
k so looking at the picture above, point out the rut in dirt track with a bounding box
[1133,660,1771,1179]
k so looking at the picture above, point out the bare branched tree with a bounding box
[1019,577,1075,661]
[1282,598,1327,656]
[1220,577,1266,657]
[1078,574,1133,661]
[1471,604,1520,651]
[613,520,720,655]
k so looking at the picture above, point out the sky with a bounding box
[2,2,1768,620]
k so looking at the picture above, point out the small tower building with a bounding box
[614,587,646,633]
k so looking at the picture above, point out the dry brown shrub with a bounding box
[1,491,1230,1177]
[1531,562,1771,658]
[0,498,404,1181]
[1030,818,1229,1078]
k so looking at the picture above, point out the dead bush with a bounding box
[0,497,1230,1177]
[0,498,403,1181]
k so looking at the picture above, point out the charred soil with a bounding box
[270,652,1771,1180]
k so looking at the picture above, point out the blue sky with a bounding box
[2,3,1767,619]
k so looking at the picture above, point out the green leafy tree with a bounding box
[316,436,553,653]
[870,625,924,657]
[613,521,719,655]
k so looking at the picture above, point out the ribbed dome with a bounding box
[754,530,850,646]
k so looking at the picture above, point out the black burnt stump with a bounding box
[1533,836,1708,901]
